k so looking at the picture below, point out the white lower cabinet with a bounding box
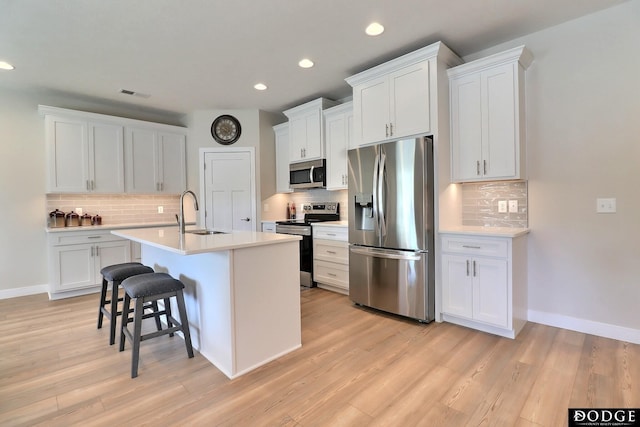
[312,224,348,294]
[261,221,276,233]
[48,230,131,299]
[440,233,527,338]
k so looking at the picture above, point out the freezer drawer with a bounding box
[349,245,434,322]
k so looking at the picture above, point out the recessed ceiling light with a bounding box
[298,58,314,69]
[365,22,385,36]
[0,61,15,70]
[254,83,267,91]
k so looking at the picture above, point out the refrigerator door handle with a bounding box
[350,246,423,261]
[378,151,387,237]
[372,151,380,232]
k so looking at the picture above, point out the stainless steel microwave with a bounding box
[289,159,326,189]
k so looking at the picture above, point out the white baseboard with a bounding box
[528,309,640,344]
[0,284,49,300]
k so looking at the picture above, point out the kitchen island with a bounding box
[112,226,302,379]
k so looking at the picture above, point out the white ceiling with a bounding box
[0,0,628,116]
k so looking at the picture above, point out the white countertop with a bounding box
[45,221,193,233]
[112,226,301,255]
[439,226,529,238]
[311,220,348,228]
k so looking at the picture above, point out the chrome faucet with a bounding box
[179,190,199,234]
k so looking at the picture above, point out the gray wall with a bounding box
[464,1,640,337]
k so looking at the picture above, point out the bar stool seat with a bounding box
[119,272,194,378]
[97,262,155,345]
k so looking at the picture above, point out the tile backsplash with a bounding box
[46,194,181,225]
[461,181,528,228]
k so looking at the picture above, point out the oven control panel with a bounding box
[304,202,339,215]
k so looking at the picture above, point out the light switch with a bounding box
[498,200,507,213]
[157,206,164,214]
[596,198,616,213]
[508,200,518,213]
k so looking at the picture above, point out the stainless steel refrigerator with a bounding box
[348,136,435,322]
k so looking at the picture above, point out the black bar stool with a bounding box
[119,272,194,378]
[97,262,155,345]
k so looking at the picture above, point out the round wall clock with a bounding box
[211,115,241,145]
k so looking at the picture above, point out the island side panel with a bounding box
[141,244,236,378]
[231,240,302,376]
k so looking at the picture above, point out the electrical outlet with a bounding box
[157,206,164,214]
[498,200,507,213]
[596,198,616,213]
[75,207,83,215]
[508,200,518,213]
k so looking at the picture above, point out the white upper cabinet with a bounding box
[323,102,353,190]
[124,127,186,194]
[44,113,124,193]
[449,46,533,182]
[347,42,462,147]
[284,98,338,163]
[273,122,292,193]
[41,105,186,194]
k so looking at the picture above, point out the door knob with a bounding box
[241,217,250,221]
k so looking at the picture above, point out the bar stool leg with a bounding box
[152,301,162,331]
[97,277,108,329]
[119,293,131,352]
[108,280,121,345]
[164,297,174,337]
[175,291,194,358]
[131,297,145,378]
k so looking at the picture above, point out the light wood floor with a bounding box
[1,288,638,426]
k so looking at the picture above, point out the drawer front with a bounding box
[314,240,348,264]
[314,260,349,289]
[441,235,509,258]
[312,226,348,241]
[49,231,123,246]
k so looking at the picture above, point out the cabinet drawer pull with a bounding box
[90,246,94,257]
[326,250,337,255]
[473,260,477,277]
[389,123,393,136]
[88,236,102,239]
[326,233,336,236]
[476,160,480,175]
[385,123,389,138]
[462,245,481,249]
[328,273,337,277]
[466,260,469,276]
[483,160,487,175]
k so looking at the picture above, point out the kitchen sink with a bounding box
[185,229,228,235]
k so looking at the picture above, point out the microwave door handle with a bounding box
[309,165,314,183]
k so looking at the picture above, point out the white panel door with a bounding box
[482,63,517,179]
[47,116,89,192]
[88,122,124,193]
[158,132,186,193]
[125,127,157,193]
[441,254,473,319]
[390,61,430,138]
[473,257,509,328]
[204,150,254,232]
[356,76,389,145]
